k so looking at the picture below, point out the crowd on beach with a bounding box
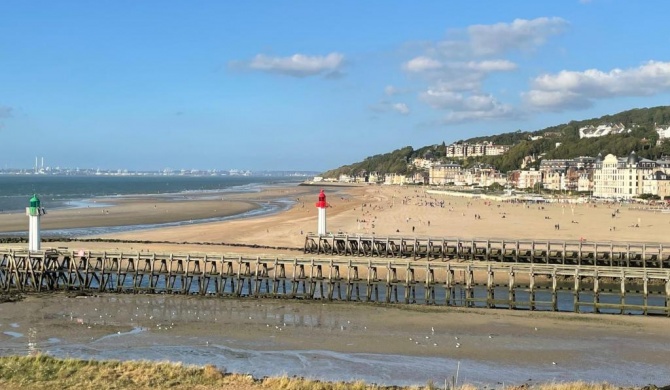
[329,185,669,244]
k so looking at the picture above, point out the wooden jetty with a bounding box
[304,234,670,268]
[1,247,669,316]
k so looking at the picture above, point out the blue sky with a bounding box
[2,1,670,172]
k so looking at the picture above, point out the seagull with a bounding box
[488,335,493,339]
[534,327,538,331]
[454,336,459,340]
[425,336,430,339]
[431,326,435,333]
[409,337,413,341]
[552,362,556,365]
[433,343,438,347]
[456,343,460,348]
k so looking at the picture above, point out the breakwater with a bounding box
[305,234,670,268]
[1,248,668,315]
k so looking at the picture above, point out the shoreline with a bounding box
[0,183,324,237]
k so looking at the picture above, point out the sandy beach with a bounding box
[2,184,670,386]
[7,184,664,256]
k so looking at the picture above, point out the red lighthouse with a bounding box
[315,189,327,235]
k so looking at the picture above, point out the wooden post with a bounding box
[643,272,649,315]
[551,269,558,311]
[508,268,515,310]
[593,269,599,314]
[404,262,411,304]
[486,265,494,308]
[573,268,580,313]
[366,260,372,301]
[514,240,519,263]
[562,242,566,265]
[620,271,626,315]
[386,262,392,303]
[529,268,535,310]
[445,263,453,306]
[465,265,473,307]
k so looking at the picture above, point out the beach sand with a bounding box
[32,184,670,254]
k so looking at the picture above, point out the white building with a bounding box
[517,170,543,190]
[579,123,629,139]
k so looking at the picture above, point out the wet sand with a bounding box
[0,294,668,386]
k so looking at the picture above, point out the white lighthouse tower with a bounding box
[315,189,327,235]
[26,194,42,251]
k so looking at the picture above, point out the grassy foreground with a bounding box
[0,355,652,390]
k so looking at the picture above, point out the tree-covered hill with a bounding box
[321,106,670,178]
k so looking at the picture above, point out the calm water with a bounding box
[0,175,304,213]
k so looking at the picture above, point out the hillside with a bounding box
[322,106,670,178]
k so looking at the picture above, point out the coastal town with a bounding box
[318,123,670,201]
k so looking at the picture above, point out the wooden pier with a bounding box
[1,247,669,315]
[304,234,670,268]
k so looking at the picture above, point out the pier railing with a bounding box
[304,233,670,268]
[1,248,669,316]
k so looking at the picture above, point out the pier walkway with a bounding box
[1,248,669,316]
[304,233,670,268]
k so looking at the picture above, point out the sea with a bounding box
[0,174,306,235]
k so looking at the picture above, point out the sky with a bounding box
[2,1,670,172]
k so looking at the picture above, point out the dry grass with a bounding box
[534,382,620,390]
[0,355,651,390]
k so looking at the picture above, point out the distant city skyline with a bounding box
[2,1,670,171]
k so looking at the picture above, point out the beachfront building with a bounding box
[577,174,592,192]
[454,164,506,187]
[516,169,543,190]
[338,174,354,183]
[642,171,670,199]
[445,142,510,159]
[429,162,462,185]
[367,172,381,183]
[384,173,409,185]
[542,171,566,191]
[591,152,660,199]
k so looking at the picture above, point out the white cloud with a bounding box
[420,87,515,124]
[466,60,517,72]
[441,105,515,124]
[392,103,410,115]
[466,17,568,56]
[384,85,399,96]
[369,101,411,116]
[403,56,443,72]
[234,52,345,77]
[524,61,670,111]
[387,17,564,125]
